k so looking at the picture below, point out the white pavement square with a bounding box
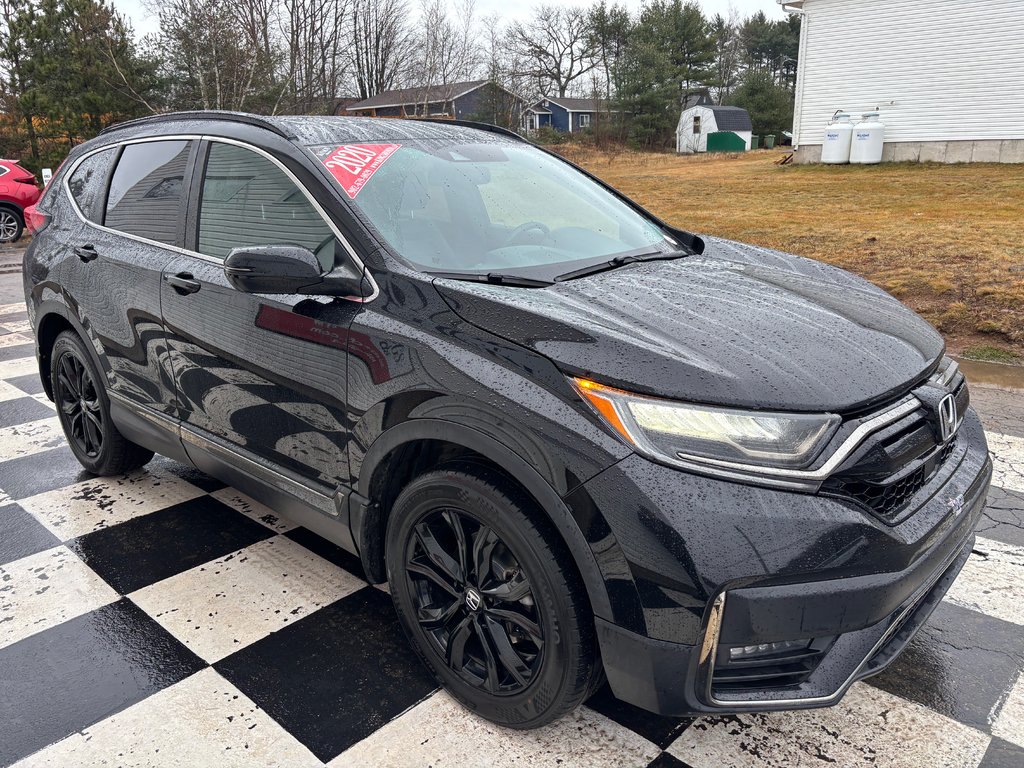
[11,668,323,768]
[19,469,207,540]
[668,683,991,768]
[129,535,365,663]
[0,545,119,650]
[333,690,663,768]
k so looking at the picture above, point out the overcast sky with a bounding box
[112,0,786,41]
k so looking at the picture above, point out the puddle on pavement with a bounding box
[954,357,1024,392]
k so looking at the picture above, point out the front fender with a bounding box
[355,416,645,634]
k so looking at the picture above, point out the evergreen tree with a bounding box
[727,69,794,139]
[614,0,715,149]
[2,0,160,169]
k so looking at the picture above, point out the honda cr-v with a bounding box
[22,112,991,728]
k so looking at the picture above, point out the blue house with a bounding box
[522,97,615,133]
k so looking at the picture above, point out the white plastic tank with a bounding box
[850,112,885,164]
[821,113,854,164]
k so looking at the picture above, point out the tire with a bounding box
[50,331,154,475]
[0,208,23,243]
[386,463,599,728]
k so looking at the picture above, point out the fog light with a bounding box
[728,639,811,661]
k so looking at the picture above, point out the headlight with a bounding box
[572,378,840,470]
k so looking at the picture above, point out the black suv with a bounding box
[23,112,991,729]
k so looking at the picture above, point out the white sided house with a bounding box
[782,0,1024,164]
[676,94,753,154]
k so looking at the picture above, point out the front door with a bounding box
[160,139,361,492]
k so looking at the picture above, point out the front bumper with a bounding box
[578,408,992,716]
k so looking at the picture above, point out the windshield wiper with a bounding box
[427,270,554,288]
[554,249,689,282]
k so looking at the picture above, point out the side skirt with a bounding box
[108,392,358,554]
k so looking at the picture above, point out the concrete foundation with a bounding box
[794,138,1024,164]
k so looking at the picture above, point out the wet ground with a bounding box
[1,248,1023,767]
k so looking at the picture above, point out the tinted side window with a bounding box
[67,148,117,223]
[105,140,192,245]
[198,143,335,268]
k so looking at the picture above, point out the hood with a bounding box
[433,237,944,413]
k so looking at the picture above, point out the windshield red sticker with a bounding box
[321,143,400,199]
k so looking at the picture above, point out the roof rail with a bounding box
[99,111,294,139]
[416,118,530,144]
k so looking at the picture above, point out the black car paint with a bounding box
[23,112,991,718]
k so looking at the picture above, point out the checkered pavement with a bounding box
[1,298,1023,768]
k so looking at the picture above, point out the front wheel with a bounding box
[50,331,154,475]
[386,464,600,728]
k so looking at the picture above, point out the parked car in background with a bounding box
[0,159,41,242]
[21,112,991,729]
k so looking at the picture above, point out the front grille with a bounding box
[822,375,967,522]
[830,438,957,520]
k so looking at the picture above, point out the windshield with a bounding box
[309,140,676,276]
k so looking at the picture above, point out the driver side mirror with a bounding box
[224,245,367,297]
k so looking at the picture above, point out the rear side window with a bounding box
[67,148,117,223]
[105,140,192,245]
[197,142,335,269]
[0,165,8,178]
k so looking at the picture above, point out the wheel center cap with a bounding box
[464,588,483,612]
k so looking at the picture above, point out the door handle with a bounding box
[164,272,202,294]
[75,244,98,262]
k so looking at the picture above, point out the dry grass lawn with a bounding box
[564,147,1024,361]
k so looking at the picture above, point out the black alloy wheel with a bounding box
[55,349,104,458]
[386,465,600,728]
[405,507,545,695]
[49,331,154,475]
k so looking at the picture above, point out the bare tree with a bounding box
[154,0,276,111]
[710,8,743,104]
[349,0,413,100]
[408,0,478,112]
[280,0,351,112]
[509,5,597,98]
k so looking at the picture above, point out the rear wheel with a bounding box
[0,208,23,243]
[51,331,153,475]
[386,464,599,728]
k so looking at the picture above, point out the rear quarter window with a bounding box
[67,148,117,223]
[105,140,192,245]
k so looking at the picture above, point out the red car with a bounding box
[0,158,41,242]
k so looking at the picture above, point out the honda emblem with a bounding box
[938,393,958,443]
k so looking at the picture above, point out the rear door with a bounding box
[160,138,361,493]
[62,138,197,417]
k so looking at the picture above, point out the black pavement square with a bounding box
[215,586,438,763]
[0,341,34,361]
[978,485,1024,548]
[646,753,695,768]
[0,394,57,428]
[7,371,45,395]
[869,600,1024,730]
[0,598,205,766]
[69,495,274,594]
[0,446,95,501]
[978,737,1024,768]
[0,502,61,565]
[149,456,228,493]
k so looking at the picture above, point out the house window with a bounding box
[579,113,591,128]
[693,116,701,135]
